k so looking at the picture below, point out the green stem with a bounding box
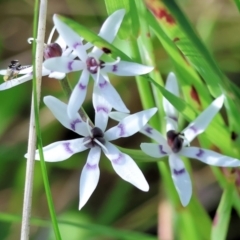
[31,0,62,239]
[60,76,72,99]
[128,37,158,128]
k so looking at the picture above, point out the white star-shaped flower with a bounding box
[127,72,240,207]
[25,89,157,209]
[0,27,74,91]
[43,10,154,118]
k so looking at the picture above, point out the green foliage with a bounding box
[0,0,240,239]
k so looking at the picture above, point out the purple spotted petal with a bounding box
[67,69,90,119]
[109,112,167,144]
[140,143,169,158]
[102,61,154,76]
[103,142,149,191]
[43,57,85,73]
[79,147,101,209]
[93,85,112,132]
[25,138,87,162]
[163,72,179,131]
[169,154,192,206]
[53,14,88,61]
[105,108,157,141]
[182,95,224,144]
[92,9,126,58]
[140,124,168,143]
[93,74,129,113]
[180,146,240,167]
[44,96,89,137]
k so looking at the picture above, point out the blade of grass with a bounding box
[211,185,234,240]
[0,212,157,240]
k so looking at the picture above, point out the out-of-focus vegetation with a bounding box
[0,0,240,239]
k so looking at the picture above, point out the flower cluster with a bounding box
[2,9,240,209]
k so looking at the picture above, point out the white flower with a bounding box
[0,27,74,91]
[43,10,154,118]
[25,90,157,209]
[137,73,240,206]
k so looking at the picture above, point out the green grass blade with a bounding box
[211,185,234,240]
[0,212,157,240]
[32,0,61,238]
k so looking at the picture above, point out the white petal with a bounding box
[24,139,87,162]
[93,85,112,132]
[93,74,129,113]
[109,111,129,121]
[102,61,154,76]
[169,154,192,206]
[19,67,33,74]
[180,146,240,167]
[0,74,33,90]
[48,71,66,79]
[163,72,179,131]
[109,112,168,144]
[105,108,157,141]
[43,57,84,73]
[98,9,125,43]
[53,14,88,60]
[79,147,101,210]
[0,69,7,75]
[67,69,90,119]
[103,142,149,191]
[44,96,89,136]
[182,95,225,144]
[140,143,169,158]
[42,67,51,76]
[91,9,125,58]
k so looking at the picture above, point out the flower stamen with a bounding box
[94,139,108,152]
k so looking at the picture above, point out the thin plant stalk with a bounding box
[20,0,47,239]
[20,97,37,240]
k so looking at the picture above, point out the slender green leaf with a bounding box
[211,185,234,240]
[0,212,157,240]
[158,0,240,134]
[147,76,196,121]
[234,0,240,11]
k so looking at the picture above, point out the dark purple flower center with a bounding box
[167,130,184,153]
[86,57,104,74]
[43,43,62,59]
[83,127,105,148]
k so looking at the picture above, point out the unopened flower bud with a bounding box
[43,43,62,59]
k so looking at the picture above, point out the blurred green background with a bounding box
[0,0,240,239]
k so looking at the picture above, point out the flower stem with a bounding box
[20,97,37,240]
[60,76,72,99]
[21,0,61,239]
